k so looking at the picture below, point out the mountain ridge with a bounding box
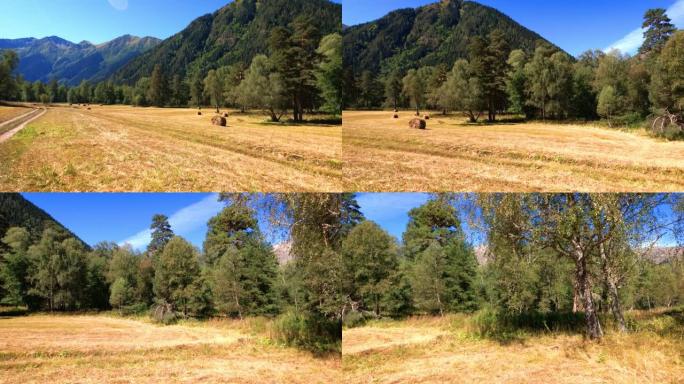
[111,0,342,84]
[0,34,161,85]
[0,194,89,249]
[342,0,565,78]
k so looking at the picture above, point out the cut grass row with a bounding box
[342,308,684,384]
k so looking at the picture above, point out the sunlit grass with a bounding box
[0,313,341,384]
[343,308,684,383]
[342,110,684,192]
[0,105,342,192]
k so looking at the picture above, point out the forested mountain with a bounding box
[0,194,87,248]
[0,35,160,85]
[112,0,342,85]
[342,0,563,78]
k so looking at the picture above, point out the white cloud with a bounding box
[107,0,128,11]
[605,0,684,54]
[119,193,223,250]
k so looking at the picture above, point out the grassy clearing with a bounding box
[0,313,340,384]
[342,111,684,192]
[0,105,341,192]
[342,309,684,384]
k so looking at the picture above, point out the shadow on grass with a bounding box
[258,118,341,127]
[466,309,587,345]
[0,307,29,317]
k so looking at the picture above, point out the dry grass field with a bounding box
[0,314,340,384]
[0,105,341,192]
[0,106,33,125]
[343,111,684,192]
[342,311,684,384]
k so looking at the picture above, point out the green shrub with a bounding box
[272,311,341,354]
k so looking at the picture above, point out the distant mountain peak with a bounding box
[0,34,161,85]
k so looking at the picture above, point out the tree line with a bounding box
[0,193,358,352]
[340,193,684,341]
[0,17,342,122]
[347,8,684,139]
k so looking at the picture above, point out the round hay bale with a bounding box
[223,113,229,117]
[212,115,227,127]
[424,115,430,120]
[415,112,420,116]
[409,118,426,130]
[197,111,202,116]
[87,107,91,110]
[393,114,399,119]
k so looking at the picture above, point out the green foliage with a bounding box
[153,236,202,317]
[343,0,558,109]
[640,8,676,55]
[341,221,397,317]
[234,55,289,121]
[112,0,340,86]
[109,277,134,311]
[0,50,20,100]
[597,86,622,125]
[650,31,684,114]
[316,34,343,115]
[272,310,341,353]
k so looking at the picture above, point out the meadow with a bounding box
[0,312,341,384]
[0,105,341,192]
[342,308,684,384]
[342,111,684,192]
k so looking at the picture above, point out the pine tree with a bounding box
[147,214,173,263]
[639,8,676,56]
[147,64,168,107]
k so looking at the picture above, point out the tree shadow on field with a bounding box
[0,307,29,318]
[259,118,341,127]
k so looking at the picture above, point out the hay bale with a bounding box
[87,107,91,110]
[415,112,420,116]
[211,115,227,127]
[409,118,426,129]
[197,111,202,116]
[424,115,430,120]
[223,113,229,117]
[393,114,399,119]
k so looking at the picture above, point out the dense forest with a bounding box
[0,193,359,353]
[341,194,684,341]
[0,0,342,120]
[342,0,559,94]
[344,4,684,139]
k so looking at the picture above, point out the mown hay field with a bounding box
[0,314,340,384]
[0,105,341,192]
[342,310,684,384]
[342,111,684,192]
[0,106,33,124]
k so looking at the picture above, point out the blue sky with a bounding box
[0,0,237,44]
[342,0,684,56]
[21,193,284,251]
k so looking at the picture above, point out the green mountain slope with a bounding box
[112,0,342,84]
[0,194,88,248]
[343,0,563,78]
[0,35,160,85]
